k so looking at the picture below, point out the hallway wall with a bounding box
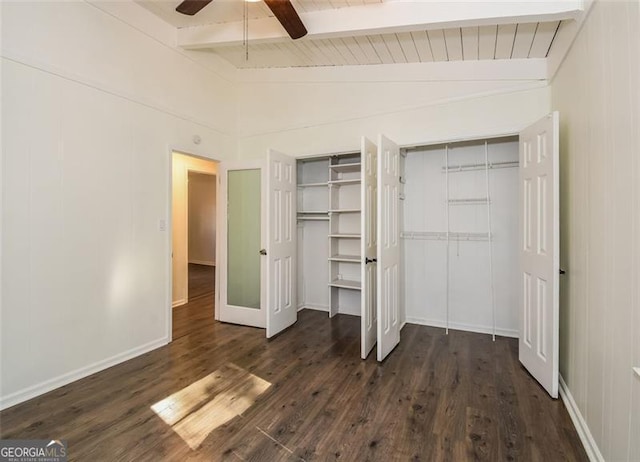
[188,173,217,267]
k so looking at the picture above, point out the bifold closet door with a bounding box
[376,135,401,362]
[518,112,560,398]
[361,137,377,359]
[266,149,298,338]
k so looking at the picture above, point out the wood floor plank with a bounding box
[0,268,588,461]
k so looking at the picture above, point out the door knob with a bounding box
[365,257,377,264]
[259,249,267,256]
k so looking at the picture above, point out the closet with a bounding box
[295,152,364,315]
[295,138,378,359]
[402,137,520,339]
[293,135,530,358]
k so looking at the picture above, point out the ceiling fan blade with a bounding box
[176,0,213,16]
[263,0,307,40]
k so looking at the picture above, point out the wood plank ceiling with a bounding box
[138,1,564,69]
[215,21,563,69]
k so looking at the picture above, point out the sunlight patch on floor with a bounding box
[151,363,270,449]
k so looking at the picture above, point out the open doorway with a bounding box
[171,152,218,340]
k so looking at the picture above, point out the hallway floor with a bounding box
[172,263,215,340]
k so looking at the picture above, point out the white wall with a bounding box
[236,70,551,158]
[551,1,640,460]
[0,1,236,409]
[188,172,217,266]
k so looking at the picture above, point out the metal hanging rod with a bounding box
[448,198,490,205]
[401,231,492,241]
[442,160,519,173]
[297,216,330,222]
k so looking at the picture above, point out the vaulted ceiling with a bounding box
[137,0,584,70]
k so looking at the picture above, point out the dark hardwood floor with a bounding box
[0,269,587,461]
[172,263,216,340]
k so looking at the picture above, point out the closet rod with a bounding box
[442,160,519,173]
[401,231,491,241]
[297,216,330,221]
[445,145,450,336]
[485,141,496,342]
[448,197,490,205]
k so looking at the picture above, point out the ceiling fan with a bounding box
[175,0,308,40]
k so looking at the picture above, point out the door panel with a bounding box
[266,149,298,338]
[377,135,401,362]
[219,161,266,328]
[361,137,377,359]
[519,112,560,398]
[227,169,262,309]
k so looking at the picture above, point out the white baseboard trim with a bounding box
[405,316,519,338]
[189,260,215,266]
[338,306,360,316]
[559,375,604,462]
[172,298,187,308]
[298,304,329,312]
[0,337,169,411]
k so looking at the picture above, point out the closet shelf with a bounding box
[298,210,328,214]
[401,231,492,241]
[297,216,330,221]
[448,198,490,206]
[329,254,361,263]
[297,182,328,188]
[329,162,361,173]
[329,233,361,239]
[328,179,361,186]
[442,160,519,173]
[329,209,361,213]
[329,279,361,290]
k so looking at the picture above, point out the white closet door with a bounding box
[266,149,298,338]
[518,112,560,398]
[361,137,377,359]
[377,135,401,362]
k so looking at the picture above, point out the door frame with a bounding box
[167,148,220,343]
